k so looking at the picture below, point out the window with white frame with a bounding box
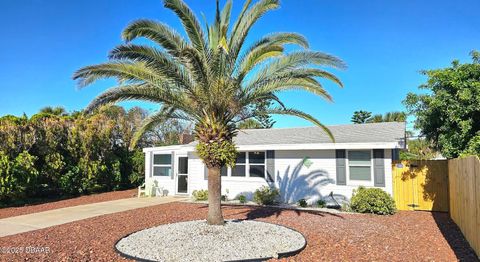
[152,154,172,177]
[348,150,372,181]
[249,151,265,178]
[231,152,246,177]
[221,151,266,178]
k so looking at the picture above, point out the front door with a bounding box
[176,156,188,194]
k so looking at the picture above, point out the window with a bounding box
[231,152,246,177]
[178,157,188,174]
[221,151,266,178]
[249,152,265,178]
[153,154,172,177]
[348,150,371,181]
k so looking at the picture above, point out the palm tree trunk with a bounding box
[207,166,224,225]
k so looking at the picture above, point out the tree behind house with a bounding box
[351,110,372,124]
[404,51,480,158]
[351,110,406,124]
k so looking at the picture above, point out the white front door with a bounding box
[176,155,189,194]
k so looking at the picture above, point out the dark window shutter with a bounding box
[266,150,275,182]
[170,152,175,180]
[204,165,208,180]
[373,149,385,187]
[336,149,346,185]
[391,149,400,161]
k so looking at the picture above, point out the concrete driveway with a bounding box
[0,196,185,237]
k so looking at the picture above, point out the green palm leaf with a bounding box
[164,0,207,55]
[266,107,335,141]
[122,19,187,55]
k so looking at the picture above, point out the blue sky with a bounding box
[0,0,479,130]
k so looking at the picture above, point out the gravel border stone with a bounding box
[115,220,306,262]
[183,199,349,214]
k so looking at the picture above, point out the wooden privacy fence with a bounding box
[392,160,449,212]
[393,157,479,257]
[449,156,480,257]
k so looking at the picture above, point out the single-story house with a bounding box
[143,122,406,204]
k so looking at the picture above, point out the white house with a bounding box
[143,122,406,204]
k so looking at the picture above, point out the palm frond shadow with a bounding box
[277,160,336,204]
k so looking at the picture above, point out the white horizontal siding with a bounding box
[147,149,393,203]
[274,149,393,205]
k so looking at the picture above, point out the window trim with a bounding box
[222,151,267,180]
[248,151,266,178]
[231,152,247,177]
[152,153,172,177]
[346,149,374,185]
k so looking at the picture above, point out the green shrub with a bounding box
[0,151,40,202]
[298,198,308,207]
[341,203,352,212]
[0,152,15,202]
[238,194,247,204]
[192,189,208,201]
[350,186,396,215]
[316,199,326,208]
[59,166,86,195]
[129,150,145,186]
[253,186,279,205]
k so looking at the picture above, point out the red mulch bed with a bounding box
[0,203,477,261]
[0,189,137,219]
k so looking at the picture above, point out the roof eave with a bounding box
[143,141,404,152]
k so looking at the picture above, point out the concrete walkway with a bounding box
[0,196,185,237]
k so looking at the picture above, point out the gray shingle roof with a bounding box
[230,122,406,145]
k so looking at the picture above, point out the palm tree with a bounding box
[39,106,68,116]
[368,111,406,123]
[73,0,345,225]
[237,118,264,129]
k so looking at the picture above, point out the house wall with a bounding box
[273,149,392,205]
[146,149,393,205]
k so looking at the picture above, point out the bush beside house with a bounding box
[192,190,209,201]
[350,186,396,215]
[253,186,280,205]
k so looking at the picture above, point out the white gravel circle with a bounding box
[115,220,306,262]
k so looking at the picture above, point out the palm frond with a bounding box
[122,19,187,55]
[248,51,346,86]
[84,84,184,113]
[164,0,207,55]
[266,107,335,141]
[237,45,283,79]
[220,0,233,36]
[108,44,194,91]
[229,0,280,60]
[73,61,161,88]
[248,32,309,50]
[180,47,211,90]
[130,107,190,148]
[231,0,252,39]
[246,76,333,102]
[250,68,343,89]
